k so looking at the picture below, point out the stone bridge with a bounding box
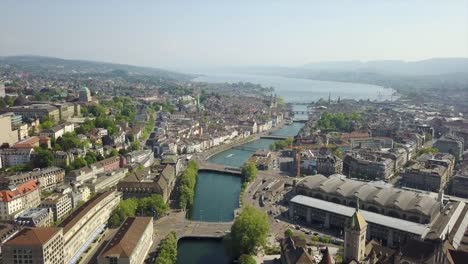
[177,220,234,239]
[198,161,242,175]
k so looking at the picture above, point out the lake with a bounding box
[194,72,395,103]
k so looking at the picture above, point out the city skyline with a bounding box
[1,0,468,70]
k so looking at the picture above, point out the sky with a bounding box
[1,0,468,70]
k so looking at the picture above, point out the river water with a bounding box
[177,122,303,263]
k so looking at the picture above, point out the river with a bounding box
[177,122,303,263]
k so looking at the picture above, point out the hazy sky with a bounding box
[1,0,468,70]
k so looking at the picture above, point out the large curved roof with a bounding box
[296,175,440,217]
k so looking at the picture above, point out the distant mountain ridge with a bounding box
[0,55,193,80]
[302,58,468,75]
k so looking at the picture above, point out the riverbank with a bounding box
[194,121,288,162]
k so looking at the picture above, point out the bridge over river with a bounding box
[198,161,242,175]
[152,211,234,246]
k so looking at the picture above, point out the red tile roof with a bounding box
[0,180,39,202]
[12,136,40,149]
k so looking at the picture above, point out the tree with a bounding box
[108,149,119,157]
[84,152,97,165]
[70,157,87,170]
[40,120,54,130]
[241,162,257,183]
[31,148,54,168]
[137,194,168,218]
[227,206,269,257]
[155,232,177,264]
[239,254,256,264]
[130,140,140,151]
[108,198,139,227]
[179,161,199,210]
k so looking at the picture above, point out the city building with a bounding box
[2,227,64,264]
[65,155,122,183]
[39,194,73,222]
[12,135,50,149]
[125,150,153,164]
[79,87,92,102]
[317,154,343,176]
[434,135,464,161]
[0,166,65,191]
[450,174,468,199]
[118,165,175,202]
[349,137,394,150]
[0,112,20,146]
[58,190,121,263]
[344,203,367,263]
[291,175,468,249]
[0,104,60,122]
[15,207,53,227]
[86,167,129,193]
[249,149,272,170]
[51,102,78,120]
[97,217,153,264]
[0,148,33,166]
[343,152,394,181]
[0,179,41,220]
[40,122,75,139]
[280,235,314,264]
[402,153,455,192]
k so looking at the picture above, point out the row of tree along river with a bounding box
[177,122,304,264]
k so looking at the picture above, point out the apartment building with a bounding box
[97,217,153,264]
[40,194,73,222]
[66,156,122,183]
[87,167,129,193]
[0,180,41,220]
[58,190,121,263]
[402,153,455,192]
[0,148,33,167]
[0,112,19,146]
[15,207,53,227]
[40,122,75,139]
[2,228,64,264]
[0,166,65,191]
[0,104,60,122]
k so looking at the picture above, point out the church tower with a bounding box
[344,199,367,263]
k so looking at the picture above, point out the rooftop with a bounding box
[99,217,152,258]
[58,191,115,234]
[291,195,429,236]
[0,180,39,202]
[296,174,440,217]
[4,227,61,247]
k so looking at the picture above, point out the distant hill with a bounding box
[302,58,468,75]
[0,55,193,80]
